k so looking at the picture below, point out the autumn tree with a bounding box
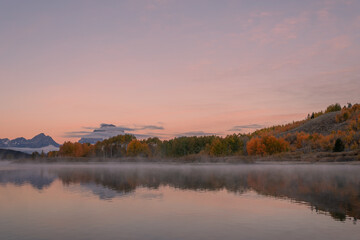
[127,140,150,157]
[58,141,94,157]
[295,132,310,149]
[246,137,266,156]
[247,135,289,156]
[209,138,227,156]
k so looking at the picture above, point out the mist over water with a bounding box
[0,162,359,240]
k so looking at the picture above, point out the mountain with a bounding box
[78,124,125,144]
[0,133,60,148]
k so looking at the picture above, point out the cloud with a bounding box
[138,125,164,130]
[64,125,126,139]
[228,124,264,132]
[81,124,133,131]
[175,131,216,137]
[64,123,164,140]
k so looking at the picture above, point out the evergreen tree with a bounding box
[333,138,345,152]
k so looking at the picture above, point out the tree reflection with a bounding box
[52,165,360,222]
[1,164,359,222]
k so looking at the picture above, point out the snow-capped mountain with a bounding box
[0,133,59,148]
[0,133,60,153]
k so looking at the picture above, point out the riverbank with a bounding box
[7,149,360,164]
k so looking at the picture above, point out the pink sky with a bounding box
[0,0,359,143]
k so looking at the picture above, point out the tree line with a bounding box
[45,103,359,159]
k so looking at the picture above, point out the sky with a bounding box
[0,0,359,143]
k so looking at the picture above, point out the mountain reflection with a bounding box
[0,169,55,190]
[1,164,359,222]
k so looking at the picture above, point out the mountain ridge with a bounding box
[0,133,60,148]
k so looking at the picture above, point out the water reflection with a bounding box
[0,168,55,190]
[1,163,359,222]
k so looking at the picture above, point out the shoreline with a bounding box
[3,149,359,164]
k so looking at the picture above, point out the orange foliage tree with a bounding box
[247,135,289,156]
[58,142,94,157]
[127,140,150,157]
[295,132,310,149]
[246,137,266,155]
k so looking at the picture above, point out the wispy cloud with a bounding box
[175,131,216,137]
[64,125,218,141]
[138,125,164,130]
[228,124,264,132]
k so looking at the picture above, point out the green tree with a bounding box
[325,103,341,113]
[209,138,227,156]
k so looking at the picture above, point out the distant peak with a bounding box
[32,133,47,139]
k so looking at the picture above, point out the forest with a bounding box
[44,103,360,160]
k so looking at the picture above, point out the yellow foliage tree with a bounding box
[127,140,150,157]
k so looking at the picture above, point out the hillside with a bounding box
[281,111,348,136]
[0,149,31,160]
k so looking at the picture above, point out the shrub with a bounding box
[325,103,341,113]
[336,109,350,123]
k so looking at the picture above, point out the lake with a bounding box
[0,162,359,240]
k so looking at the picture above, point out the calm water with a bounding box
[0,162,359,240]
